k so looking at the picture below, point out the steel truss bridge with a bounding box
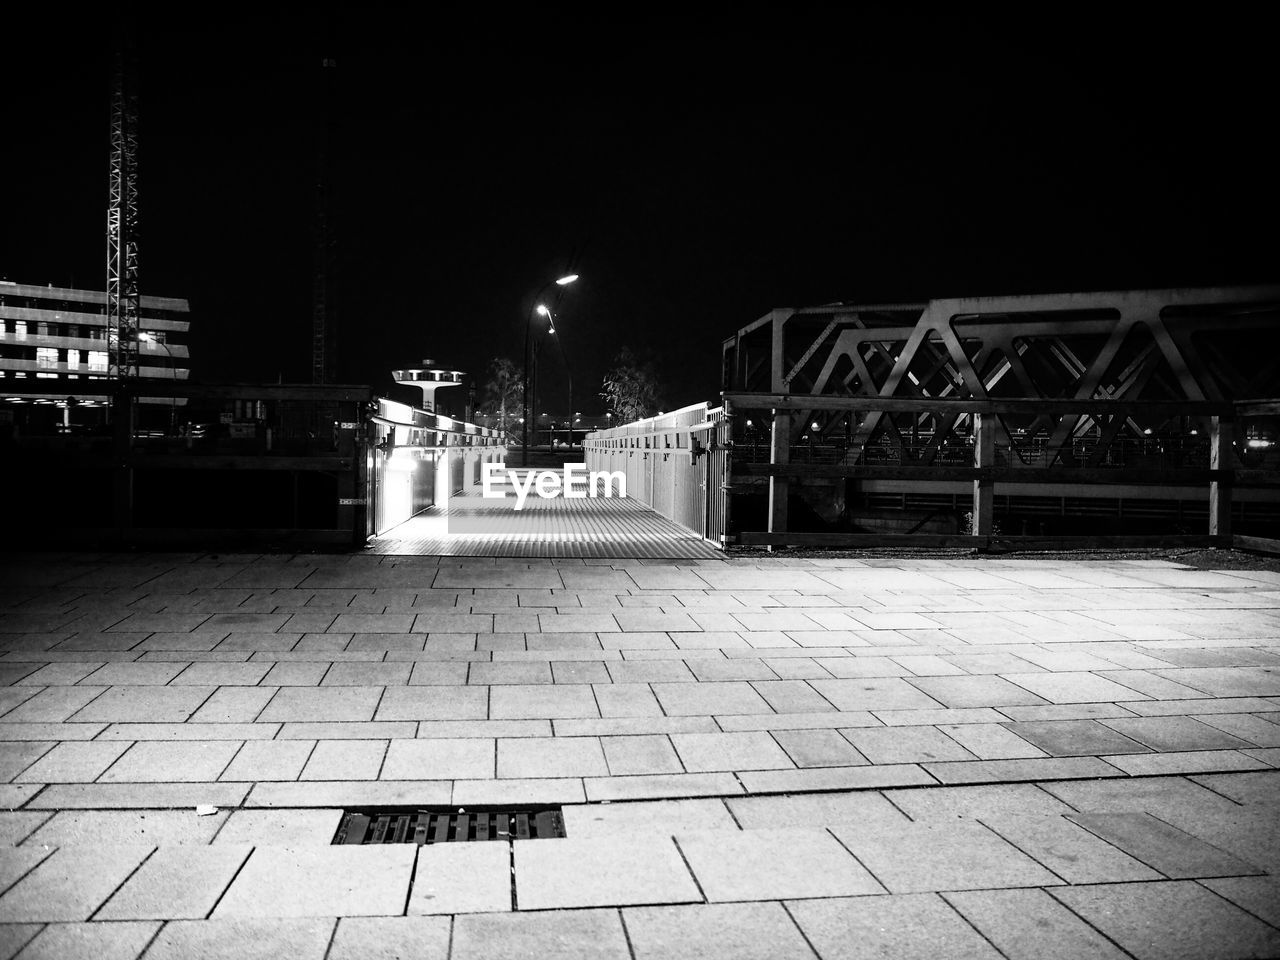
[714,285,1280,548]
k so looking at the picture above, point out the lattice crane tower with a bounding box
[106,36,141,380]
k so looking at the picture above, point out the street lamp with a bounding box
[538,305,575,448]
[523,274,577,466]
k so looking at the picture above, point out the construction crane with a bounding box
[311,56,338,384]
[106,33,140,380]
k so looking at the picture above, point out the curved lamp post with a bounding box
[538,305,574,449]
[522,273,577,466]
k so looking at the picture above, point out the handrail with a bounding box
[721,392,1237,417]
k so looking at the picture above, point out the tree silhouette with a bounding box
[600,346,662,423]
[479,357,524,433]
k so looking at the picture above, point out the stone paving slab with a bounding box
[213,845,416,918]
[624,902,816,960]
[831,820,1062,893]
[409,841,510,915]
[674,827,884,901]
[0,844,152,922]
[789,893,1003,960]
[1067,811,1264,878]
[143,917,336,960]
[515,836,700,909]
[452,909,631,960]
[96,844,251,920]
[8,920,160,960]
[944,887,1130,960]
[24,809,227,846]
[1051,880,1280,960]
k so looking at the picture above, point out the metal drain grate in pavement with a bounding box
[333,806,566,844]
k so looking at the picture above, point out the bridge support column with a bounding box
[972,413,995,537]
[1209,415,1233,543]
[768,408,789,546]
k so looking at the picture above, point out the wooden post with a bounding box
[1209,415,1233,543]
[972,412,995,537]
[768,408,789,542]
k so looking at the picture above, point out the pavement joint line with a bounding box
[507,838,518,912]
[317,915,342,960]
[974,816,1081,887]
[1193,878,1280,930]
[400,844,421,917]
[87,844,158,922]
[133,918,169,958]
[938,887,1011,958]
[616,906,642,960]
[822,824,888,895]
[777,901,826,960]
[0,844,54,899]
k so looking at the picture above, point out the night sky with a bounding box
[3,12,1273,415]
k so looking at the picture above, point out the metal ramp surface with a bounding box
[366,492,722,559]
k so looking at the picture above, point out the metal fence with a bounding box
[721,392,1280,548]
[583,402,729,548]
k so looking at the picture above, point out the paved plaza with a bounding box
[1,549,1279,959]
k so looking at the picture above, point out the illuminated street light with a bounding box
[524,275,579,465]
[536,304,557,334]
[539,306,573,446]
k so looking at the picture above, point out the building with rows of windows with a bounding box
[0,280,191,429]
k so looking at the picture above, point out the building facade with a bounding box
[0,281,191,428]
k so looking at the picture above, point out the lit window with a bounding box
[88,351,108,371]
[37,347,58,369]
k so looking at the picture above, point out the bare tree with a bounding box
[600,346,662,423]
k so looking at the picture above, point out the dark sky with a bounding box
[2,12,1273,415]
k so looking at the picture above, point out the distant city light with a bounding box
[555,274,579,285]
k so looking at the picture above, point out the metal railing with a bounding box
[369,397,507,536]
[583,402,729,547]
[720,392,1280,548]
